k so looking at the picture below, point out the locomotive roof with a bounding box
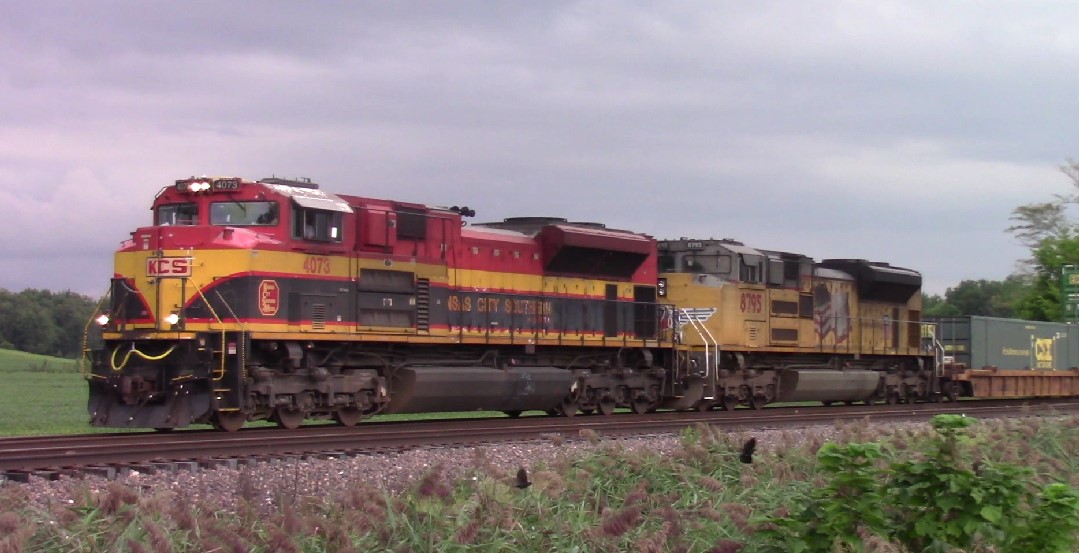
[659,238,764,257]
[814,268,855,281]
[461,225,535,243]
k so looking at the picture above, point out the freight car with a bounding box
[927,316,1079,399]
[85,175,944,431]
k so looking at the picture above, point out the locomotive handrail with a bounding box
[190,280,228,382]
[213,289,243,328]
[676,307,719,401]
[932,336,946,378]
[79,288,111,379]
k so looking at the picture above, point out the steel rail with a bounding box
[2,398,1076,476]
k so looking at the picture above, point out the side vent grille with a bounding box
[311,303,327,330]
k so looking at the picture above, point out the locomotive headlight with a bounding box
[95,314,110,326]
[164,312,180,325]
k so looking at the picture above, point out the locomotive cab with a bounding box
[90,177,378,430]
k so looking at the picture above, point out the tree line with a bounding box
[0,289,102,358]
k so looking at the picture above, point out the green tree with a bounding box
[0,293,60,354]
[1007,201,1069,253]
[0,288,100,357]
[46,290,102,357]
[922,293,961,317]
[1015,231,1079,321]
[931,277,1029,318]
[1002,159,1079,319]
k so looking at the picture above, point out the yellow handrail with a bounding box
[79,287,111,379]
[190,280,228,381]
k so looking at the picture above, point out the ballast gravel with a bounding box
[8,420,925,515]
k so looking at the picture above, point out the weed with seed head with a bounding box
[598,504,641,538]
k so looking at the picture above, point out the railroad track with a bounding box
[3,398,1076,481]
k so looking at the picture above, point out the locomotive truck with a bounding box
[86,175,942,431]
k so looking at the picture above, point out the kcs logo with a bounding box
[146,257,193,277]
[258,280,280,316]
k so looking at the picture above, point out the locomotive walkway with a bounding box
[2,398,1076,481]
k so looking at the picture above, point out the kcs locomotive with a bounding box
[86,176,941,431]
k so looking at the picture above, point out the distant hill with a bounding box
[0,348,78,373]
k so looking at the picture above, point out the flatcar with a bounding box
[927,316,1079,399]
[86,175,944,431]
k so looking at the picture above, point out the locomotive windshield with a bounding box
[157,203,198,226]
[210,201,279,226]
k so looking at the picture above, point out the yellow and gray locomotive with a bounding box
[656,239,936,411]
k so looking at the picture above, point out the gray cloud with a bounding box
[2,1,1077,297]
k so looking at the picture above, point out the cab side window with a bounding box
[292,205,343,242]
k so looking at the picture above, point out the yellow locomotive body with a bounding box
[657,239,934,410]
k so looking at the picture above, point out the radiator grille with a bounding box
[311,303,327,330]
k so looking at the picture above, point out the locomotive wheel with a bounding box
[274,407,307,430]
[598,398,616,416]
[864,397,877,406]
[821,400,834,407]
[720,396,738,411]
[886,393,899,405]
[334,407,364,427]
[504,410,523,419]
[748,396,767,410]
[695,399,716,412]
[559,398,578,417]
[213,411,247,432]
[631,395,651,415]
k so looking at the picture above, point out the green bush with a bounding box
[753,414,1079,553]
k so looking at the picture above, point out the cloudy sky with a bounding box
[2,1,1077,297]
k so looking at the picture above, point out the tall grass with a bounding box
[3,415,1076,552]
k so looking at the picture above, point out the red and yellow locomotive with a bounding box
[88,175,941,431]
[89,176,667,430]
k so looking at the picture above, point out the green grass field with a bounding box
[0,349,105,436]
[0,348,532,436]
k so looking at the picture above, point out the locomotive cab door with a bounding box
[604,284,618,338]
[633,285,658,339]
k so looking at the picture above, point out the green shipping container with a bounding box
[927,316,1079,370]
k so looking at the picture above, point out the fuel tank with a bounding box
[776,369,881,402]
[385,366,574,414]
